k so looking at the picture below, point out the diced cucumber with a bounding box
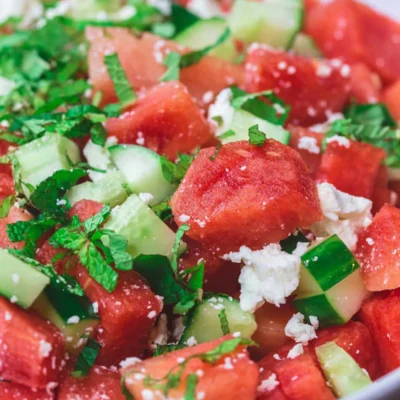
[83,138,118,182]
[108,145,176,206]
[223,108,290,145]
[316,341,372,397]
[66,171,128,207]
[13,133,81,195]
[181,295,257,344]
[0,249,50,308]
[174,18,237,62]
[292,33,322,58]
[104,194,185,259]
[33,280,99,354]
[228,0,303,49]
[293,235,368,328]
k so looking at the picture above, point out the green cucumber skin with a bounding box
[316,341,372,397]
[181,295,257,344]
[301,235,359,292]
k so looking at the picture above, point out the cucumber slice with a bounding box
[181,295,257,344]
[316,341,372,397]
[292,33,322,58]
[0,249,50,308]
[33,281,99,354]
[13,133,81,195]
[104,194,185,259]
[293,235,368,328]
[108,145,176,206]
[66,171,128,208]
[228,0,303,49]
[174,18,237,62]
[224,108,290,145]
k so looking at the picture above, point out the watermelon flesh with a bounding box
[0,382,54,400]
[383,79,400,121]
[58,365,125,400]
[0,297,65,389]
[371,165,391,215]
[359,289,400,374]
[86,28,244,107]
[122,336,259,400]
[356,204,400,291]
[317,138,386,199]
[171,140,322,253]
[0,206,33,250]
[105,82,213,160]
[244,46,350,126]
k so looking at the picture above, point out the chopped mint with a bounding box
[72,338,102,378]
[160,152,196,185]
[218,129,236,139]
[248,124,267,146]
[160,52,181,82]
[209,143,222,161]
[218,309,230,335]
[0,195,15,218]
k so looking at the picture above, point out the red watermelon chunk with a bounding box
[105,82,213,160]
[68,199,104,222]
[171,140,322,253]
[317,138,386,199]
[0,173,14,197]
[0,206,33,250]
[349,63,381,104]
[0,297,65,389]
[383,79,400,121]
[87,28,244,107]
[371,166,391,215]
[58,365,124,400]
[122,336,259,400]
[257,383,288,400]
[288,126,323,177]
[0,382,54,400]
[0,139,13,176]
[244,46,350,125]
[359,289,400,374]
[356,204,400,291]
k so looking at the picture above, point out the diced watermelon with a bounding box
[171,140,322,253]
[0,206,33,250]
[244,47,350,125]
[317,138,386,199]
[383,79,400,121]
[371,165,391,214]
[359,289,400,374]
[0,297,65,389]
[36,239,70,275]
[288,126,323,177]
[349,63,381,104]
[0,139,13,176]
[122,336,259,400]
[105,82,213,160]
[68,199,105,222]
[257,384,288,400]
[0,382,54,400]
[87,28,244,107]
[356,204,400,291]
[58,365,125,400]
[0,173,15,197]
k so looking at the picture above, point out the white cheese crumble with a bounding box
[287,343,304,359]
[208,88,234,137]
[257,373,280,393]
[39,340,52,358]
[185,336,198,347]
[326,135,351,148]
[224,244,302,312]
[67,315,80,324]
[139,193,154,204]
[119,357,142,369]
[0,77,16,97]
[285,313,317,344]
[297,136,320,154]
[187,0,222,18]
[0,0,43,29]
[311,183,372,251]
[179,214,191,223]
[92,301,99,314]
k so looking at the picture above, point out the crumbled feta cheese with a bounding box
[67,315,80,324]
[10,296,18,304]
[309,316,319,330]
[11,273,20,284]
[316,64,332,78]
[285,313,317,344]
[208,88,234,137]
[326,134,351,148]
[179,214,191,223]
[139,193,154,204]
[257,373,280,393]
[0,0,43,29]
[120,357,142,369]
[287,343,304,359]
[92,302,99,314]
[39,340,52,358]
[202,90,214,104]
[366,237,375,246]
[150,313,168,348]
[224,244,301,312]
[4,311,12,321]
[56,199,67,206]
[141,389,155,400]
[297,136,321,154]
[148,310,157,319]
[0,76,16,97]
[309,112,344,133]
[187,0,222,18]
[311,183,372,251]
[185,336,198,346]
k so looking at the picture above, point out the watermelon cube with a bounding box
[171,140,322,253]
[122,336,259,400]
[0,297,65,389]
[317,138,386,199]
[349,63,381,104]
[105,82,212,160]
[244,47,350,125]
[383,79,400,121]
[58,365,124,400]
[0,382,54,400]
[371,166,391,215]
[359,289,400,374]
[0,206,33,250]
[257,384,288,400]
[357,204,400,291]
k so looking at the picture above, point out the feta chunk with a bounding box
[287,343,304,359]
[297,136,321,154]
[285,313,317,344]
[208,88,235,137]
[0,0,43,29]
[257,373,280,393]
[311,183,372,251]
[224,244,301,312]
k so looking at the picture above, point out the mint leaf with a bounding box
[50,223,87,252]
[83,205,111,234]
[155,343,187,356]
[171,224,189,273]
[218,129,236,139]
[0,195,15,218]
[161,52,181,82]
[218,309,230,335]
[90,122,107,147]
[170,4,199,35]
[280,230,309,254]
[209,143,221,161]
[104,53,137,109]
[345,103,396,128]
[248,124,266,146]
[184,374,198,400]
[160,153,195,185]
[151,200,172,221]
[71,338,101,378]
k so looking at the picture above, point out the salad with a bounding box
[0,0,399,399]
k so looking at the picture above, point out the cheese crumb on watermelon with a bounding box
[285,312,318,344]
